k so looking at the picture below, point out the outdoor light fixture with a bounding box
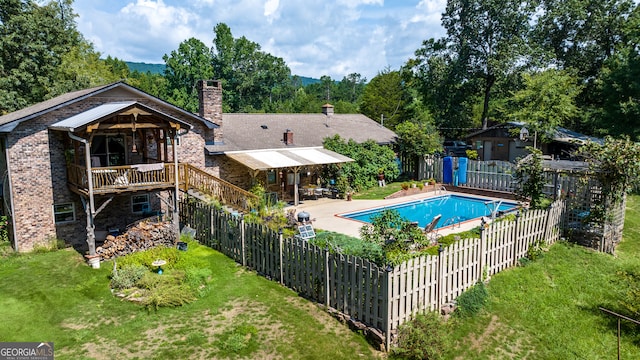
[131,131,138,153]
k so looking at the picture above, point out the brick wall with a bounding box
[6,87,214,252]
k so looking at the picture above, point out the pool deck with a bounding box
[290,190,510,238]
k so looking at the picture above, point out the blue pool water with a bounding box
[341,195,517,230]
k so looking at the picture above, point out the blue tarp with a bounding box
[458,157,468,184]
[443,156,453,184]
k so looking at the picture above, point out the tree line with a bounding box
[1,0,639,148]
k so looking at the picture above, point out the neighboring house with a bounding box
[466,121,602,162]
[0,80,396,254]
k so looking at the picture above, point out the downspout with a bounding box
[68,132,97,257]
[2,137,18,252]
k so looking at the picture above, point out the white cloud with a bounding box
[264,0,280,23]
[74,0,447,80]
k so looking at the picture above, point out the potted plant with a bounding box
[377,168,386,187]
[345,186,354,201]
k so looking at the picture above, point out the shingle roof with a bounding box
[0,83,115,130]
[0,82,216,133]
[467,121,603,144]
[206,113,397,153]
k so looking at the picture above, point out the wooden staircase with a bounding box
[180,163,258,213]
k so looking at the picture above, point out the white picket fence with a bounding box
[384,199,565,347]
[181,198,567,350]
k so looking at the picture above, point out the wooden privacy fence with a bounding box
[180,198,565,350]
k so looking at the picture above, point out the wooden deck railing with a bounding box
[67,163,176,195]
[180,163,258,212]
[67,162,258,212]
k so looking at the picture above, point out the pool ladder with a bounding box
[436,185,447,195]
[442,216,462,229]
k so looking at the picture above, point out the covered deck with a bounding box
[67,163,178,196]
[49,101,193,263]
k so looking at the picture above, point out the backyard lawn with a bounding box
[0,242,381,359]
[441,194,640,359]
[2,193,640,359]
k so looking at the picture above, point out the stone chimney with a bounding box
[283,129,294,145]
[322,103,334,116]
[197,80,223,143]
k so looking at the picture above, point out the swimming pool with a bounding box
[340,195,518,230]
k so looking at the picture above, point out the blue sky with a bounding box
[73,0,447,80]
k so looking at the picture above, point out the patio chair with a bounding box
[424,214,442,245]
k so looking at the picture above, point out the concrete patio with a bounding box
[289,190,491,238]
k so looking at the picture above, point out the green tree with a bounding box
[532,0,635,81]
[406,38,477,138]
[442,0,534,129]
[359,69,409,130]
[395,120,442,159]
[211,23,291,112]
[49,43,124,95]
[514,147,546,209]
[128,71,169,100]
[0,0,86,113]
[532,0,638,136]
[503,69,583,140]
[322,135,400,191]
[335,73,366,103]
[595,48,640,138]
[162,37,214,113]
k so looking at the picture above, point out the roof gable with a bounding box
[0,82,216,133]
[49,101,194,132]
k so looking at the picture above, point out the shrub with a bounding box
[454,282,488,318]
[184,267,213,297]
[136,270,196,309]
[401,182,410,190]
[310,231,384,264]
[526,239,547,261]
[117,246,180,270]
[110,264,148,290]
[391,311,450,360]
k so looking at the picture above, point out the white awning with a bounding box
[224,147,353,170]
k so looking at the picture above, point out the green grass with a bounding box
[0,242,380,359]
[352,181,405,199]
[443,195,640,359]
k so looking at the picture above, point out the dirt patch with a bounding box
[456,315,534,359]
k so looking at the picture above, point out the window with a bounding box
[287,173,300,186]
[90,135,125,166]
[131,194,150,213]
[54,203,75,223]
[267,170,277,185]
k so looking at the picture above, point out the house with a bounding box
[465,121,602,162]
[0,80,396,255]
[0,81,225,255]
[200,81,397,205]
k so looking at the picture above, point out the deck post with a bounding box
[173,132,180,239]
[69,133,98,262]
